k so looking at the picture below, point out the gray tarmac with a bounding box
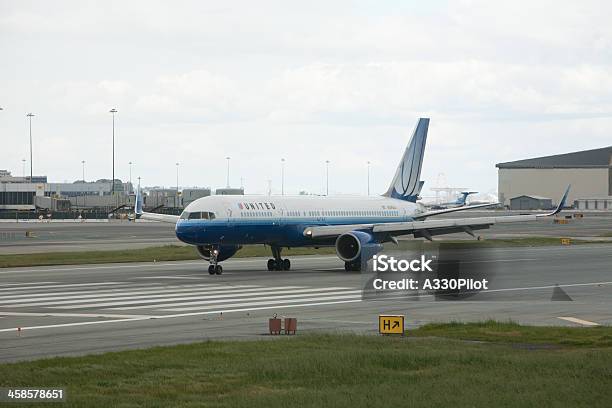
[0,244,610,362]
[0,221,178,254]
[1,211,610,254]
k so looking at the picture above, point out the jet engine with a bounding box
[335,231,382,263]
[196,244,242,262]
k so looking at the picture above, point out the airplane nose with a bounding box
[175,222,197,244]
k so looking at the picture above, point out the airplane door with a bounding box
[275,203,287,227]
[226,207,234,227]
[316,208,325,223]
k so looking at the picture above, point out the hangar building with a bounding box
[496,146,612,208]
[509,195,553,211]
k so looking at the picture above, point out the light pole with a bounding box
[281,158,285,195]
[367,161,371,196]
[175,162,180,208]
[109,108,117,194]
[26,113,34,181]
[225,156,231,188]
[80,160,86,209]
[21,159,26,178]
[128,161,133,189]
[325,160,330,196]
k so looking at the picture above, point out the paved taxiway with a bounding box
[0,244,610,362]
[0,221,177,254]
[1,211,610,254]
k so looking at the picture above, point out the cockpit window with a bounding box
[181,211,216,220]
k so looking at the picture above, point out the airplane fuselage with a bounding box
[175,195,424,247]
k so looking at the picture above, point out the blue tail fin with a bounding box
[456,191,478,205]
[134,183,143,217]
[416,181,425,196]
[383,118,429,202]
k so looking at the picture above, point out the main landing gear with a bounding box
[207,246,223,275]
[344,260,361,272]
[267,246,291,271]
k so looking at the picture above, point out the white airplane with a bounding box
[135,118,569,274]
[428,191,479,210]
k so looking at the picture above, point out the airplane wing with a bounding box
[138,212,180,223]
[304,186,570,241]
[413,202,498,219]
[133,185,180,223]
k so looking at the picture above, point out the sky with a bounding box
[1,0,611,199]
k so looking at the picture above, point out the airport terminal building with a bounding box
[0,171,133,211]
[496,146,612,210]
[1,170,239,214]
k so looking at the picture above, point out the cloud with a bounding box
[1,0,611,194]
[267,61,612,124]
[133,70,250,122]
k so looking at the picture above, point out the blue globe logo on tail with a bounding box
[383,118,429,202]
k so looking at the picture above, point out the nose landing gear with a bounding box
[207,246,223,275]
[267,246,291,271]
[208,264,223,275]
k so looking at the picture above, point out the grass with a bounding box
[410,319,612,347]
[0,245,336,268]
[1,322,610,407]
[2,236,610,268]
[432,236,610,248]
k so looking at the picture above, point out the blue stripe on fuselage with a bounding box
[175,216,410,247]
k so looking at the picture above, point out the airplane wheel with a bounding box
[208,265,216,275]
[282,258,291,271]
[267,259,275,271]
[344,262,351,272]
[215,265,223,275]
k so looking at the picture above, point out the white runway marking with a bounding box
[459,258,537,264]
[0,282,250,301]
[159,293,362,312]
[118,289,361,311]
[484,281,612,294]
[357,281,612,302]
[0,282,125,292]
[54,287,356,309]
[134,275,231,279]
[6,286,311,308]
[0,284,267,306]
[0,282,57,287]
[557,317,600,326]
[0,279,608,334]
[0,298,364,333]
[0,311,151,319]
